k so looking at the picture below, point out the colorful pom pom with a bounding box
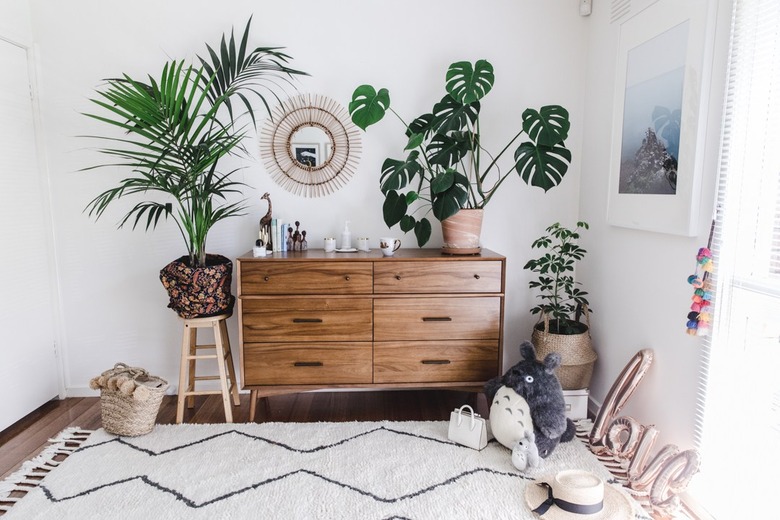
[686,245,715,336]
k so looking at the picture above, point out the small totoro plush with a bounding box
[511,429,541,471]
[485,341,576,458]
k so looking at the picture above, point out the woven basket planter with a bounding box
[532,317,597,390]
[159,254,234,319]
[89,363,169,436]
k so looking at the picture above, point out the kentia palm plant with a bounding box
[83,18,306,317]
[348,59,572,247]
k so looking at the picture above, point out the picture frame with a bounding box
[607,0,716,236]
[292,143,319,168]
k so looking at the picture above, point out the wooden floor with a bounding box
[0,389,488,481]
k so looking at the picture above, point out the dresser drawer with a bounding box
[240,261,372,295]
[374,340,499,383]
[241,298,372,342]
[374,297,501,341]
[374,261,502,294]
[244,342,372,385]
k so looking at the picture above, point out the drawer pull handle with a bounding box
[474,274,481,279]
[345,275,351,281]
[395,275,402,280]
[293,318,323,323]
[422,359,451,365]
[294,361,323,367]
[263,276,270,282]
[422,317,452,322]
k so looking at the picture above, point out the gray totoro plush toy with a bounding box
[485,341,576,458]
[511,429,541,471]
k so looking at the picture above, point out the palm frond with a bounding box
[83,19,305,266]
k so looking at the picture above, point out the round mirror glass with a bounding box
[290,125,333,169]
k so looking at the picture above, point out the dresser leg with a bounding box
[249,389,258,422]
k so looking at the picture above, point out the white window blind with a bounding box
[694,0,780,518]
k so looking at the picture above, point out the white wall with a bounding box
[27,1,588,395]
[0,0,32,45]
[577,0,731,449]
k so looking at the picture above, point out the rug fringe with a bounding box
[0,427,93,513]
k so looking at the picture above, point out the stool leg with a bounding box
[186,326,197,409]
[219,318,240,406]
[213,320,233,423]
[176,322,192,424]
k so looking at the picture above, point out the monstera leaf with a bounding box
[349,85,390,130]
[432,171,469,221]
[522,105,570,147]
[431,95,480,134]
[405,133,424,151]
[406,113,435,139]
[426,134,470,168]
[445,60,495,104]
[382,190,408,227]
[414,218,432,247]
[379,151,422,193]
[514,143,572,192]
[431,169,455,194]
[400,214,416,232]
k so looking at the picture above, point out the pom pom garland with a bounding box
[686,245,715,336]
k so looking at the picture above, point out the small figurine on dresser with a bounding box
[289,221,307,251]
[259,192,273,251]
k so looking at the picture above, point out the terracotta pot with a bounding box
[441,209,484,255]
[159,254,234,319]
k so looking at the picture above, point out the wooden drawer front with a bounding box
[244,343,372,385]
[374,297,500,341]
[374,261,502,294]
[242,298,372,342]
[374,340,499,383]
[240,261,372,295]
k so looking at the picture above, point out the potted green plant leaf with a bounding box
[83,18,307,318]
[523,221,596,390]
[348,59,572,252]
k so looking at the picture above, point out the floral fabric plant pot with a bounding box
[159,254,234,319]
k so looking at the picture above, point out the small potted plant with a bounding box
[348,59,572,252]
[83,19,307,318]
[523,221,596,389]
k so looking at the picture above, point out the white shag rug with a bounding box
[1,421,649,519]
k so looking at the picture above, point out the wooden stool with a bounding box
[176,313,240,423]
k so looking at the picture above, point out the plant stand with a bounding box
[176,313,240,423]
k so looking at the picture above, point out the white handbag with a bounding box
[447,404,488,450]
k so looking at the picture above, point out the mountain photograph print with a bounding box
[618,21,689,195]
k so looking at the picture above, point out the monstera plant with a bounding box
[349,59,572,247]
[83,18,306,317]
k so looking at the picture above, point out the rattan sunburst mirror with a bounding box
[259,93,361,197]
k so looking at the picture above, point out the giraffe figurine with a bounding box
[259,192,273,250]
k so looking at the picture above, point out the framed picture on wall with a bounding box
[292,144,319,168]
[607,0,716,236]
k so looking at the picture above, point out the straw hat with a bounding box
[524,470,634,519]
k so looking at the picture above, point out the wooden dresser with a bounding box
[236,248,505,420]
